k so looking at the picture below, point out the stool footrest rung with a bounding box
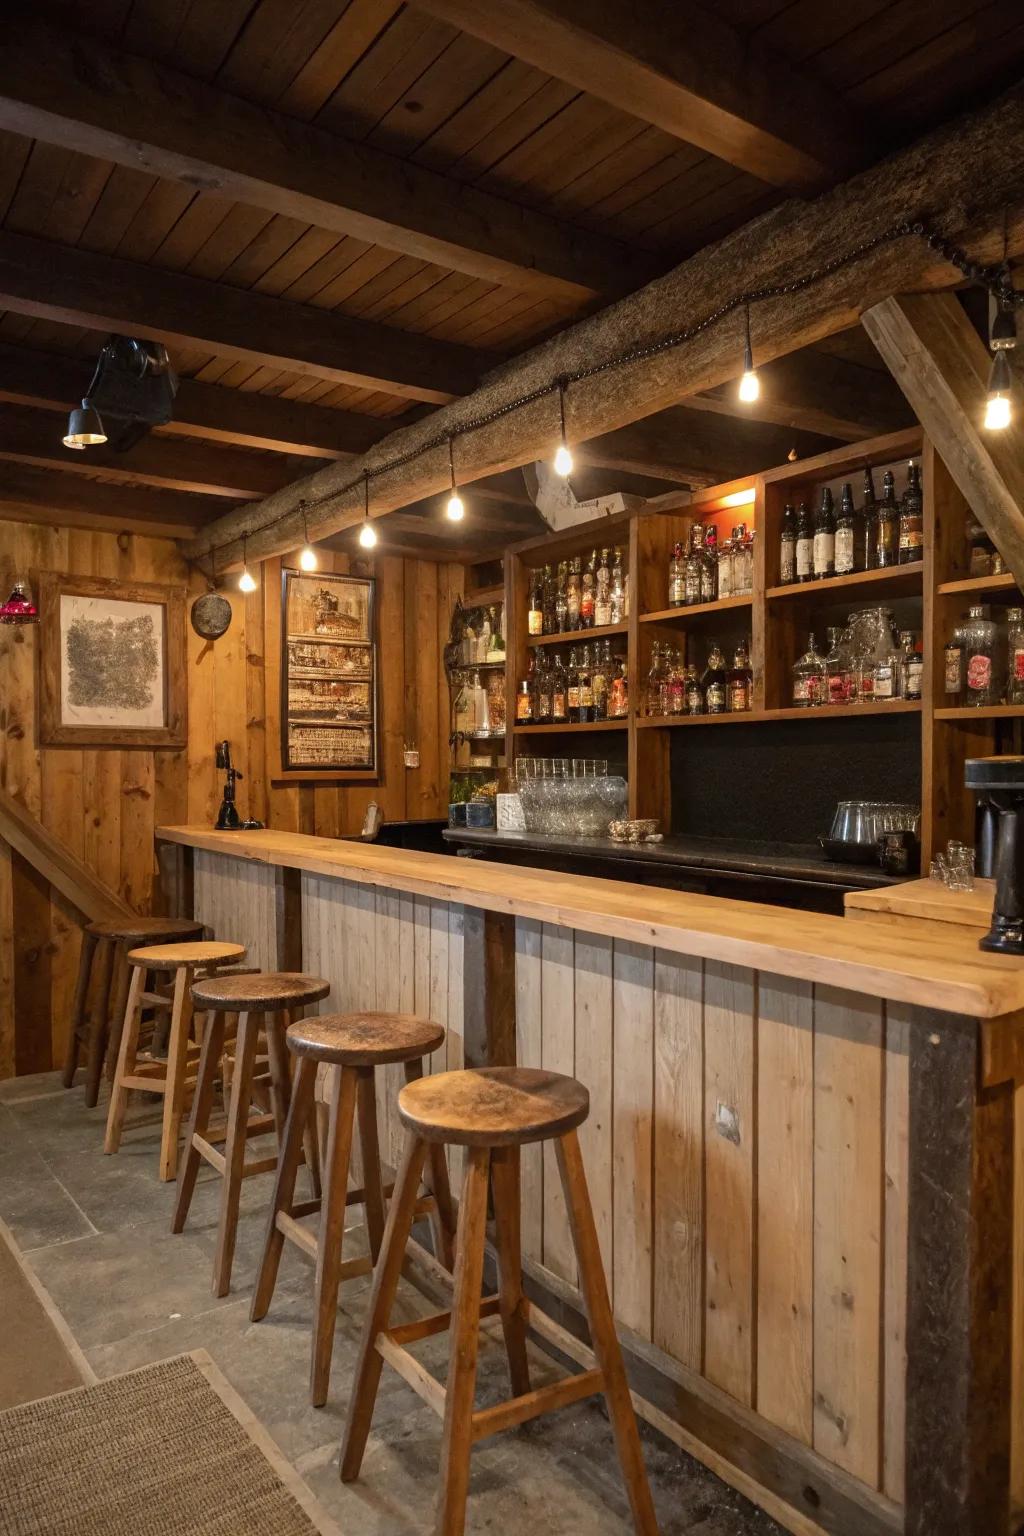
[275,1209,374,1282]
[387,1295,501,1348]
[192,1134,278,1179]
[374,1333,447,1420]
[470,1368,604,1443]
[199,1113,276,1146]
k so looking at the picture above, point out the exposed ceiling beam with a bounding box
[862,292,1024,585]
[0,18,651,305]
[184,84,1024,570]
[0,403,307,498]
[581,407,837,486]
[414,0,867,191]
[0,340,399,459]
[0,231,487,404]
[686,349,916,442]
[0,462,220,539]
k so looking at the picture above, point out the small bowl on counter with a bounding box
[608,818,662,845]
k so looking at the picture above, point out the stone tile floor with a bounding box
[0,1072,785,1535]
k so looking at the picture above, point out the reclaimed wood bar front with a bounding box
[157,825,1024,1536]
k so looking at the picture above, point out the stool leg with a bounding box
[212,1010,260,1298]
[251,1053,317,1323]
[62,929,98,1088]
[490,1145,531,1397]
[435,1144,490,1536]
[264,1010,293,1144]
[404,1057,456,1270]
[171,1009,226,1234]
[555,1130,658,1535]
[340,1131,428,1482]
[83,937,115,1109]
[310,1065,358,1407]
[104,964,145,1154]
[355,1068,387,1263]
[103,946,130,1084]
[158,965,194,1183]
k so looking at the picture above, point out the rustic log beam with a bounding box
[0,403,307,499]
[687,349,915,442]
[184,85,1024,570]
[0,231,488,405]
[861,293,1024,586]
[415,0,867,190]
[582,407,837,486]
[0,462,218,539]
[0,18,651,305]
[0,340,398,459]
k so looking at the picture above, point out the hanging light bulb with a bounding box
[238,535,257,593]
[445,436,465,520]
[554,379,573,476]
[63,397,107,449]
[738,303,759,403]
[984,304,1016,431]
[358,470,378,548]
[297,504,318,570]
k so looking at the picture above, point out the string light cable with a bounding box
[197,213,1021,574]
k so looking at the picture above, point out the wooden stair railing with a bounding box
[0,785,133,923]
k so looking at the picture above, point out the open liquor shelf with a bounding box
[636,700,923,728]
[640,595,753,623]
[765,562,923,602]
[512,720,629,735]
[525,621,628,647]
[935,571,1020,597]
[933,705,1024,721]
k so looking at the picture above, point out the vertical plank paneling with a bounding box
[813,984,884,1485]
[446,902,465,1193]
[541,922,576,1286]
[883,1002,910,1505]
[704,960,756,1406]
[414,893,432,1029]
[612,937,654,1339]
[515,917,543,1266]
[653,948,704,1373]
[0,837,13,1080]
[375,887,402,1169]
[574,932,613,1278]
[428,897,450,1072]
[756,975,814,1443]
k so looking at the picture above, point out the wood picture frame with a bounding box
[38,571,187,748]
[276,566,379,781]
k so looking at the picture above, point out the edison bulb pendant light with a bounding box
[358,518,377,549]
[984,347,1013,431]
[738,302,759,403]
[298,544,318,570]
[446,492,465,521]
[239,567,257,593]
[554,441,573,476]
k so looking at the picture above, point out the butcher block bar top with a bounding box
[157,825,1024,1019]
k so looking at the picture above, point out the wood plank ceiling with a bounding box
[0,0,1019,554]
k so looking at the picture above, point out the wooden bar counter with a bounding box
[157,825,1024,1536]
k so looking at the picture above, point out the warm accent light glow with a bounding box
[298,544,318,571]
[239,568,257,593]
[554,442,573,476]
[721,488,756,508]
[358,519,378,549]
[985,392,1012,430]
[446,492,465,521]
[738,369,760,402]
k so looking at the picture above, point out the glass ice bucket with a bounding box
[519,775,628,837]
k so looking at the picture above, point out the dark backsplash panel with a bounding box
[669,714,922,844]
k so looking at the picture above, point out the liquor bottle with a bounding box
[779,502,797,585]
[861,467,879,571]
[966,511,996,579]
[701,525,718,604]
[580,553,596,629]
[609,548,626,624]
[899,630,923,701]
[876,471,899,568]
[554,561,569,633]
[824,626,847,705]
[684,665,704,715]
[594,548,613,627]
[542,562,557,634]
[533,651,552,724]
[702,642,728,714]
[835,483,857,576]
[577,644,594,723]
[717,529,734,599]
[566,556,582,630]
[944,628,964,701]
[667,649,685,715]
[1008,608,1024,705]
[795,501,814,583]
[792,633,827,707]
[872,642,899,702]
[551,650,568,723]
[962,605,1000,706]
[592,639,612,720]
[476,609,491,663]
[898,461,924,564]
[645,644,662,717]
[685,525,704,606]
[733,525,754,596]
[527,571,543,636]
[727,641,753,712]
[515,678,533,723]
[566,646,581,722]
[813,488,835,580]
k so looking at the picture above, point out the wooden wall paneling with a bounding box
[187,567,220,830]
[376,552,408,825]
[413,891,432,1042]
[446,901,465,1193]
[0,837,13,1079]
[573,931,613,1278]
[193,849,277,968]
[374,886,402,1171]
[541,921,576,1287]
[812,984,884,1486]
[612,937,654,1338]
[515,915,543,1266]
[404,559,441,818]
[882,1002,911,1505]
[427,896,450,1075]
[243,579,269,827]
[652,948,704,1373]
[703,959,756,1405]
[755,974,813,1443]
[11,851,52,1077]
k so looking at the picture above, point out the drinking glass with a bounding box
[930,855,948,883]
[946,846,976,892]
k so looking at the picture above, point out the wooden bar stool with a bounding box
[250,1011,456,1407]
[62,916,205,1107]
[104,940,246,1182]
[340,1066,658,1536]
[172,970,331,1298]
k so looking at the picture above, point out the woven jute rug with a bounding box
[0,1349,340,1536]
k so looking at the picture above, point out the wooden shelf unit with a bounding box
[490,426,1016,854]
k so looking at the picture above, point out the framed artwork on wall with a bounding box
[279,567,378,777]
[38,572,187,748]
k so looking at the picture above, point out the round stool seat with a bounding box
[88,916,205,942]
[287,1011,445,1067]
[127,940,246,970]
[399,1066,589,1148]
[191,970,330,1012]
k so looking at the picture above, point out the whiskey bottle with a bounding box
[554,561,569,633]
[608,655,629,718]
[701,525,718,603]
[727,641,753,713]
[527,571,543,636]
[594,548,613,627]
[645,643,666,717]
[795,501,814,583]
[684,665,704,715]
[876,472,899,568]
[685,525,704,606]
[566,556,582,630]
[668,542,686,607]
[592,638,612,720]
[566,646,580,722]
[898,461,924,564]
[541,562,557,633]
[899,630,923,701]
[515,678,533,723]
[861,467,879,571]
[835,483,857,575]
[666,649,684,716]
[609,548,626,623]
[551,650,568,723]
[579,552,596,628]
[813,488,835,579]
[533,650,552,724]
[779,502,797,585]
[577,644,594,723]
[702,642,728,714]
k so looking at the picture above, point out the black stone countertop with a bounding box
[441,828,906,890]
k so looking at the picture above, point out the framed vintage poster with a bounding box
[38,572,186,747]
[280,568,378,776]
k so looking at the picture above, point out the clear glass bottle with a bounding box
[554,562,568,633]
[684,665,704,715]
[701,525,718,603]
[962,604,1000,706]
[550,650,568,724]
[533,652,551,724]
[668,541,686,608]
[608,655,629,718]
[594,548,612,627]
[944,627,965,702]
[566,556,582,630]
[795,501,814,583]
[733,525,754,595]
[717,530,734,599]
[579,552,596,629]
[813,488,835,580]
[667,649,685,716]
[592,638,612,720]
[872,642,900,702]
[779,502,797,585]
[645,643,665,717]
[727,641,753,713]
[824,626,847,706]
[792,633,827,707]
[835,483,857,576]
[566,645,581,722]
[898,461,924,564]
[609,548,626,624]
[527,573,543,637]
[685,525,704,606]
[702,642,728,714]
[1007,607,1024,705]
[577,643,594,723]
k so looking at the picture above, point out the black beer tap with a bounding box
[214,740,264,831]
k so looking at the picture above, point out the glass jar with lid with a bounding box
[792,633,827,707]
[962,604,1001,706]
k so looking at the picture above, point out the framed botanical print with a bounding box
[38,573,186,747]
[279,568,378,776]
